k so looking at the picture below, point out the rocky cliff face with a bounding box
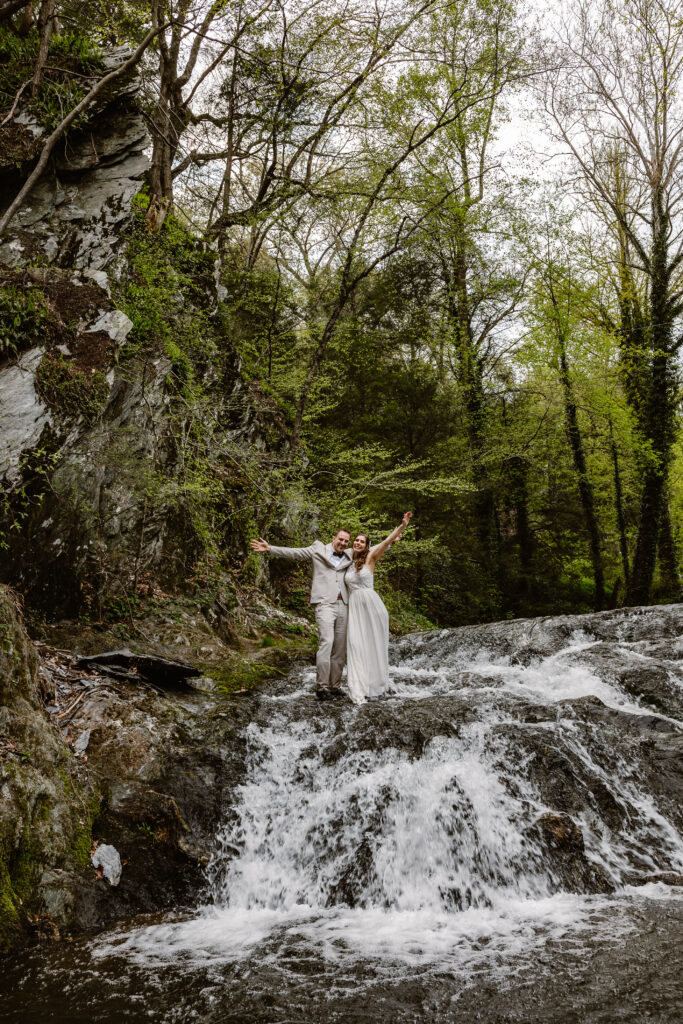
[0,45,148,613]
[0,46,148,277]
[0,44,278,624]
[0,44,145,476]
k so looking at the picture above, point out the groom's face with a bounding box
[332,530,350,553]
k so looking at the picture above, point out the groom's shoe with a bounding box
[327,688,345,700]
[315,688,332,701]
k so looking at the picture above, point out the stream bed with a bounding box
[3,607,683,1023]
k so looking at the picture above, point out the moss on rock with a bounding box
[0,586,102,951]
[35,351,109,424]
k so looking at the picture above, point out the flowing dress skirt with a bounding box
[347,588,390,704]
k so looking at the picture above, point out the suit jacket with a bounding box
[268,540,353,604]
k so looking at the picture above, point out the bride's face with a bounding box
[352,534,369,553]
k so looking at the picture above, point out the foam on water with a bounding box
[91,626,683,981]
[93,894,623,973]
[390,639,667,716]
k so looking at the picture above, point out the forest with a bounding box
[3,4,683,1016]
[1,0,683,631]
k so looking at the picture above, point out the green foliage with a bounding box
[2,0,680,627]
[35,351,109,423]
[0,285,52,358]
[58,1,151,48]
[0,25,102,134]
[117,195,219,384]
[0,442,59,553]
[217,248,300,408]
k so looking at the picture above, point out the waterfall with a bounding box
[99,608,683,979]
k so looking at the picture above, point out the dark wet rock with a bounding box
[316,695,476,764]
[75,649,200,689]
[536,811,584,849]
[56,679,256,931]
[638,871,683,886]
[559,642,683,719]
[327,836,375,908]
[393,603,683,667]
[528,812,613,895]
[0,583,263,951]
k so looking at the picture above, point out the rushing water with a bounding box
[3,610,683,1022]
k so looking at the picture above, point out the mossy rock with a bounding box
[35,351,109,424]
[0,586,102,950]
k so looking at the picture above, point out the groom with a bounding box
[250,529,353,700]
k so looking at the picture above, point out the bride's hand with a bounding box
[401,511,412,528]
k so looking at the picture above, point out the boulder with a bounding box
[75,649,201,689]
[91,843,122,886]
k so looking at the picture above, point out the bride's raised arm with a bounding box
[367,512,412,570]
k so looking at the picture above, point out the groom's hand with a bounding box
[250,537,270,553]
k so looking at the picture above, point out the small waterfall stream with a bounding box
[3,607,683,1022]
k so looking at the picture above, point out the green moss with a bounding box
[60,767,103,870]
[0,769,102,950]
[209,659,285,695]
[0,858,20,951]
[11,829,39,904]
[205,633,315,696]
[67,819,94,870]
[0,820,47,946]
[0,284,53,360]
[35,351,109,423]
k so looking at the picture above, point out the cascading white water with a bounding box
[207,633,683,919]
[96,622,683,977]
[209,719,551,914]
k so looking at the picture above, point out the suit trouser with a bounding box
[314,599,348,690]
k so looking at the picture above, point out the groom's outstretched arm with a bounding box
[250,538,316,562]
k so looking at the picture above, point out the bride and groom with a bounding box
[250,512,412,704]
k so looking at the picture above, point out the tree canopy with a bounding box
[1,0,682,623]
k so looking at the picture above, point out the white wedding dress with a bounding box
[346,563,390,704]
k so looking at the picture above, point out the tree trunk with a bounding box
[608,423,630,589]
[625,187,676,605]
[557,338,605,610]
[31,0,56,96]
[147,74,175,211]
[657,500,679,598]
[147,28,182,217]
[628,468,665,604]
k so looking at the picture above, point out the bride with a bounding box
[346,511,412,705]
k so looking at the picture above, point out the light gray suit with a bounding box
[268,540,352,691]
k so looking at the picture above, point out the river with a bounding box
[2,607,683,1022]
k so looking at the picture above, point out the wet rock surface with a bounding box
[1,602,682,1022]
[0,585,268,949]
[74,649,201,689]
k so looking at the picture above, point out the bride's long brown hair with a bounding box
[353,533,370,572]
